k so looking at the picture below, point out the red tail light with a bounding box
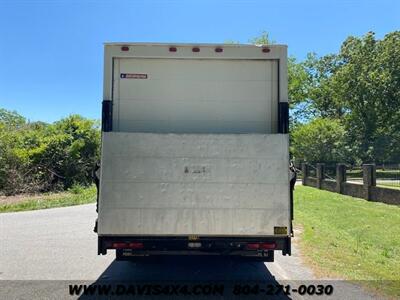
[246,243,260,250]
[111,242,144,249]
[128,242,144,249]
[112,242,127,249]
[260,242,276,250]
[246,242,276,250]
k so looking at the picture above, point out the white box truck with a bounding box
[96,43,292,261]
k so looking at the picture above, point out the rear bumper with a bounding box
[98,235,291,259]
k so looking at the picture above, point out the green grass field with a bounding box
[0,185,96,213]
[378,182,400,190]
[294,186,400,297]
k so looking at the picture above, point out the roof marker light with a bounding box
[192,47,200,53]
[215,47,223,53]
[121,46,129,51]
[169,47,177,52]
[262,47,271,53]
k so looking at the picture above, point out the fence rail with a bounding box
[301,163,400,205]
[346,164,400,188]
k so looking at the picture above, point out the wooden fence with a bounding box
[301,163,400,205]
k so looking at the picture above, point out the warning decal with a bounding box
[120,73,148,79]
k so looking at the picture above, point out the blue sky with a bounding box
[0,0,399,123]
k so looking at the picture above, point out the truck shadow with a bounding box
[79,256,292,299]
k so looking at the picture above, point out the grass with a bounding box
[0,185,96,213]
[378,183,400,190]
[294,185,400,298]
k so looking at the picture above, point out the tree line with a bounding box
[289,31,399,165]
[0,110,100,195]
[1,31,399,195]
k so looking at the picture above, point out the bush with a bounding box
[69,184,85,194]
[0,109,100,195]
[291,118,352,164]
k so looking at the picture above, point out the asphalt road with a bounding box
[0,204,376,299]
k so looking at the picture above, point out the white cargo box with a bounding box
[103,43,288,134]
[99,43,290,238]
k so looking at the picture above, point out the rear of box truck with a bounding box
[96,43,291,261]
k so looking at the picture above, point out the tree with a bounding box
[299,53,345,119]
[0,109,100,195]
[224,40,240,44]
[290,118,351,164]
[332,31,400,162]
[0,110,30,194]
[249,31,312,124]
[287,57,313,126]
[29,115,101,190]
[291,31,400,164]
[0,108,26,129]
[248,31,275,45]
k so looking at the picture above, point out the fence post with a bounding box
[336,164,346,194]
[363,164,376,201]
[301,163,308,186]
[316,163,325,189]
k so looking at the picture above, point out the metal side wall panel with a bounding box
[98,132,290,236]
